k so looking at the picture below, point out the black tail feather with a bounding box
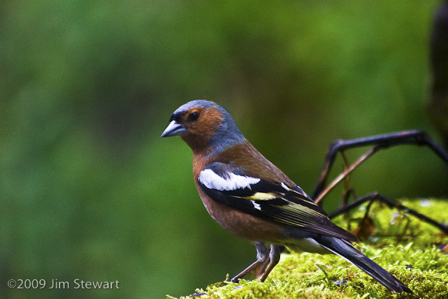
[320,237,412,293]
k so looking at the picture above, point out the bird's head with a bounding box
[161,100,245,154]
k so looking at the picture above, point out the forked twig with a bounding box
[312,130,448,237]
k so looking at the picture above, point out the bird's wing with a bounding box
[198,162,357,242]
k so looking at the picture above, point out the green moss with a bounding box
[331,198,448,248]
[169,199,448,298]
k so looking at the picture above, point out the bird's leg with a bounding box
[230,242,269,283]
[255,246,288,279]
[255,255,271,279]
[312,130,448,203]
[260,245,281,282]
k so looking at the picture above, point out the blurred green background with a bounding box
[1,0,447,298]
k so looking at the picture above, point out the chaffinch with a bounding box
[161,100,412,293]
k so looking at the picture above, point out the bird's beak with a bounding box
[161,120,186,137]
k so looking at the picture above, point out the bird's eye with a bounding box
[188,112,199,121]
